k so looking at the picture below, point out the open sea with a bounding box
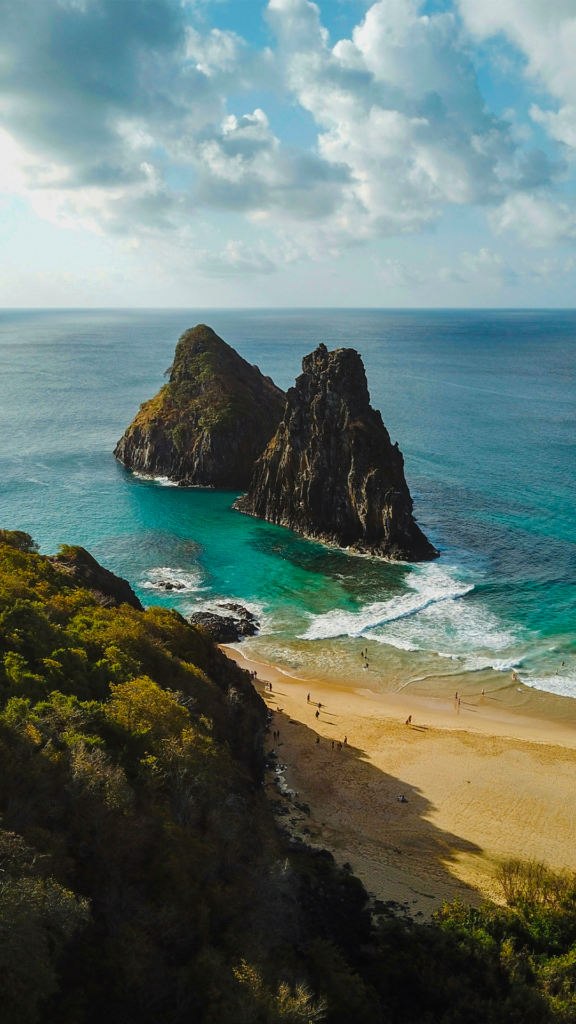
[1,308,575,710]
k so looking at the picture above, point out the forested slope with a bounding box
[2,529,576,1024]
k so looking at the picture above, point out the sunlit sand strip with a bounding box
[222,644,576,918]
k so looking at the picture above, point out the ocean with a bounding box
[1,308,575,709]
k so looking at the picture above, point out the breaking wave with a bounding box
[520,674,576,699]
[142,566,205,593]
[299,562,520,668]
[300,563,473,640]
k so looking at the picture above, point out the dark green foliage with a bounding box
[0,528,39,552]
[2,534,576,1023]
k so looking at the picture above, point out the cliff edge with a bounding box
[235,343,438,561]
[114,324,285,489]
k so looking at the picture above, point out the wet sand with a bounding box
[223,645,576,918]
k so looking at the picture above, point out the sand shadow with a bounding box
[265,706,487,918]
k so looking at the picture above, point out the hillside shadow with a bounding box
[261,687,487,918]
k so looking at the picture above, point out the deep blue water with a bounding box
[1,308,575,699]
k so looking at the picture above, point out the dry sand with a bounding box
[223,646,576,918]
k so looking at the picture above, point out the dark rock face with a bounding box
[189,604,259,643]
[114,324,285,489]
[51,546,144,611]
[235,343,438,562]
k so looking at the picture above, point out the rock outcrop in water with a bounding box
[235,343,438,562]
[189,603,259,643]
[114,324,286,489]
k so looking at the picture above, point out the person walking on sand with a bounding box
[343,735,347,746]
[405,715,412,726]
[307,693,310,702]
[316,736,320,746]
[315,709,320,719]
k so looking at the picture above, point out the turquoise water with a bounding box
[1,308,575,700]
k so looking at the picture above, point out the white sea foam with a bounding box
[520,674,576,699]
[460,655,521,673]
[299,564,473,641]
[133,472,179,487]
[299,561,520,667]
[142,566,205,593]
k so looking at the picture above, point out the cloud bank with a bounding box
[0,0,574,291]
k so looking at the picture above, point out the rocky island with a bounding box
[235,343,438,561]
[114,324,285,489]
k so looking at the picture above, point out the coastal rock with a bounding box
[51,545,144,610]
[114,324,285,489]
[235,343,438,561]
[189,604,259,643]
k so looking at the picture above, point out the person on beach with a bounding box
[405,715,412,725]
[343,735,348,746]
[481,688,485,698]
[315,709,320,719]
[331,740,334,750]
[307,693,310,702]
[455,692,458,701]
[316,736,320,745]
[337,742,342,752]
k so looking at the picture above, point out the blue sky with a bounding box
[0,0,575,307]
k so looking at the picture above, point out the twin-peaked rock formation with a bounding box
[116,328,437,562]
[235,343,437,561]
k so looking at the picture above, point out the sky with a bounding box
[1,0,576,307]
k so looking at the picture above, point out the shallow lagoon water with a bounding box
[1,307,575,703]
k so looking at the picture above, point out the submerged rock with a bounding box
[189,604,259,643]
[51,545,144,610]
[114,324,285,489]
[235,343,438,562]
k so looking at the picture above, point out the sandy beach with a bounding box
[222,645,576,918]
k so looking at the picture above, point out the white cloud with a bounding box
[458,0,576,150]
[265,0,520,248]
[376,257,424,287]
[490,194,576,248]
[193,239,277,276]
[194,108,351,218]
[438,266,468,284]
[0,0,574,289]
[460,247,519,285]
